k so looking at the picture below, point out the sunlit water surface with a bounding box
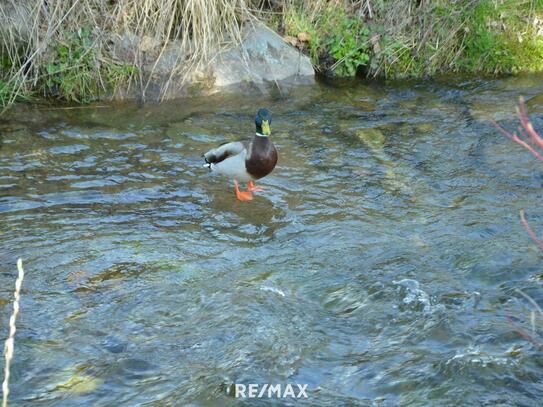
[2,76,543,406]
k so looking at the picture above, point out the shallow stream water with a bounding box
[2,75,543,406]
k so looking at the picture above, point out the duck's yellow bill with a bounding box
[261,120,271,135]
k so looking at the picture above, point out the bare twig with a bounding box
[517,97,543,149]
[2,259,25,407]
[492,96,543,162]
[498,98,543,350]
[507,316,543,351]
[519,209,543,251]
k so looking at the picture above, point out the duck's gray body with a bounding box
[203,134,277,182]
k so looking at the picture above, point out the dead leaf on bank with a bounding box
[140,35,159,53]
[297,32,311,42]
[284,35,299,47]
[370,34,381,54]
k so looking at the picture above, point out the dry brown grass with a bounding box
[0,0,255,107]
[358,0,468,78]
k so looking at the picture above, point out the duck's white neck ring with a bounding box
[255,132,269,137]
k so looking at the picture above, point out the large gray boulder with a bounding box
[208,21,315,91]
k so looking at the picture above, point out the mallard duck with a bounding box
[203,108,278,201]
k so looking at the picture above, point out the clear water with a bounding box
[2,75,543,406]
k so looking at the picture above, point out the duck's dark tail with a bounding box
[202,154,213,170]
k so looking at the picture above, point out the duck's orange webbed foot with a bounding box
[234,180,253,201]
[247,181,264,193]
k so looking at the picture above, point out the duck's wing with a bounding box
[203,140,247,164]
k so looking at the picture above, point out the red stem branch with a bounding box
[518,97,543,150]
[520,209,543,251]
[492,96,543,162]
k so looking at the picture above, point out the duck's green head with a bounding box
[255,108,272,136]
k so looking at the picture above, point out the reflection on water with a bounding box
[2,75,543,406]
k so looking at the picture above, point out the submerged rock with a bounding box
[355,127,414,195]
[527,92,543,114]
[355,127,386,151]
[53,371,103,394]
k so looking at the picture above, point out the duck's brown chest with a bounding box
[245,136,278,180]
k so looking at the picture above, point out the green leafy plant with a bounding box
[43,27,100,102]
[282,5,370,77]
[326,17,370,77]
[43,27,138,103]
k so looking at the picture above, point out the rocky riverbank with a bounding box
[1,1,543,107]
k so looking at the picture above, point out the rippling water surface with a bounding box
[2,76,543,406]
